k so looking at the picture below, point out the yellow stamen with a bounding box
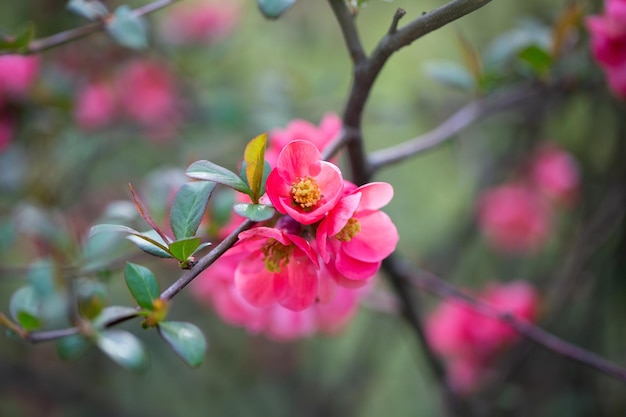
[291,176,322,211]
[335,218,361,242]
[262,239,293,273]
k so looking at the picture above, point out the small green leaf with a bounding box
[56,334,91,360]
[170,182,215,240]
[0,23,35,53]
[9,286,41,331]
[257,0,296,19]
[126,235,173,258]
[124,263,160,310]
[186,160,251,195]
[67,0,109,20]
[158,321,207,368]
[97,329,148,372]
[106,5,149,50]
[233,203,275,222]
[76,279,108,320]
[93,305,139,329]
[518,45,553,76]
[90,224,172,256]
[243,133,267,203]
[168,237,201,262]
[423,61,475,91]
[192,242,212,256]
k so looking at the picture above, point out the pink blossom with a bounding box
[160,0,240,45]
[266,113,342,167]
[0,55,40,98]
[478,184,551,253]
[74,81,117,130]
[232,225,320,311]
[586,0,626,98]
[530,144,580,204]
[426,280,539,393]
[266,140,344,225]
[317,182,398,286]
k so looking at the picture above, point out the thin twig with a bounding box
[368,86,539,172]
[388,8,406,35]
[13,0,181,55]
[385,255,626,384]
[327,0,367,65]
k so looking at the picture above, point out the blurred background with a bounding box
[1,0,625,416]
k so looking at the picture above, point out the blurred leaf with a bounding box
[81,226,127,272]
[186,160,252,195]
[9,286,41,331]
[93,305,139,329]
[27,259,55,298]
[56,334,91,360]
[456,31,483,86]
[243,133,267,203]
[170,182,215,240]
[96,329,148,372]
[90,224,172,256]
[128,184,171,244]
[76,279,108,320]
[233,203,275,222]
[106,5,148,50]
[157,321,207,368]
[168,237,201,263]
[209,189,236,231]
[484,21,551,71]
[257,0,296,19]
[0,23,35,53]
[423,61,475,91]
[67,0,109,20]
[124,263,160,310]
[518,45,553,76]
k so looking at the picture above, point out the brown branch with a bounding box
[384,254,626,384]
[11,0,181,55]
[327,0,366,65]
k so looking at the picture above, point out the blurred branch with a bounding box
[368,86,540,172]
[383,254,626,384]
[7,0,181,55]
[21,218,254,343]
[328,0,366,65]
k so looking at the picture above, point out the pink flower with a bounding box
[266,113,342,167]
[115,60,181,138]
[266,140,344,225]
[160,0,240,45]
[232,224,320,311]
[478,184,551,253]
[530,144,580,204]
[0,55,40,98]
[317,182,398,287]
[586,0,626,98]
[74,81,117,130]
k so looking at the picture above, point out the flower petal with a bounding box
[234,251,276,308]
[354,182,394,211]
[343,211,398,261]
[278,256,318,311]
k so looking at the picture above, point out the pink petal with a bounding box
[343,211,399,262]
[276,140,323,178]
[335,249,381,280]
[265,170,291,215]
[278,256,318,311]
[354,182,394,211]
[287,233,320,268]
[234,251,277,308]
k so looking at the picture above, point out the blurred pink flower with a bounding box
[530,144,580,204]
[266,113,342,167]
[160,0,240,45]
[0,55,40,98]
[74,81,117,130]
[586,0,626,98]
[115,60,181,138]
[266,140,344,225]
[478,184,551,253]
[426,280,539,393]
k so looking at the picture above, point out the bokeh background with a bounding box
[1,0,625,416]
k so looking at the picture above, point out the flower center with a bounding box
[262,239,293,273]
[335,218,361,242]
[291,176,322,211]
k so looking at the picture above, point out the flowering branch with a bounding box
[383,254,626,384]
[8,0,181,55]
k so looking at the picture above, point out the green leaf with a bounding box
[0,23,35,53]
[56,334,91,360]
[90,224,172,256]
[67,0,109,20]
[243,133,267,203]
[106,5,149,50]
[126,235,173,258]
[168,237,202,262]
[76,279,108,320]
[93,305,139,329]
[27,259,55,298]
[128,184,171,244]
[192,242,212,256]
[170,182,215,240]
[186,160,251,195]
[518,45,553,76]
[233,203,275,222]
[124,263,160,310]
[158,321,207,368]
[97,329,148,372]
[257,0,296,19]
[9,286,41,331]
[423,61,475,91]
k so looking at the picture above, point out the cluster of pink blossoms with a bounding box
[0,55,40,152]
[478,143,580,254]
[586,0,626,99]
[74,59,182,141]
[426,281,539,394]
[192,115,399,339]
